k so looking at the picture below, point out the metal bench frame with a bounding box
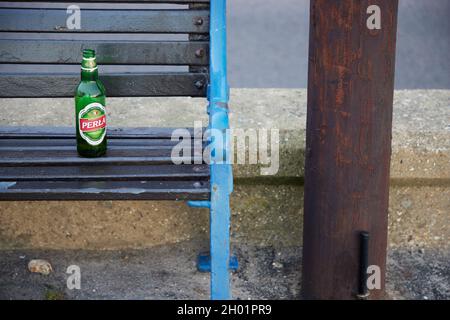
[0,0,234,299]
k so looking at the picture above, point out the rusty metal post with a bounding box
[302,0,399,299]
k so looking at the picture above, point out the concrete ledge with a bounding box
[1,89,448,180]
[1,185,447,249]
[0,89,448,249]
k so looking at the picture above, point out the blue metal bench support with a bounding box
[187,200,210,208]
[188,0,233,300]
[208,0,233,300]
[197,253,238,273]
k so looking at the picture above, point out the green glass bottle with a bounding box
[75,49,107,157]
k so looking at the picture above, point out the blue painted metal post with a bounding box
[208,0,232,300]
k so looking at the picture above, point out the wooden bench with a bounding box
[0,0,234,299]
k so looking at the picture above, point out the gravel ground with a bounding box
[0,241,448,300]
[386,247,450,300]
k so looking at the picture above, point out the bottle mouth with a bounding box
[82,49,96,59]
[81,49,97,72]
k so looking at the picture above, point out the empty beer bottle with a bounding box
[75,49,107,157]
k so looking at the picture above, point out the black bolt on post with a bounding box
[302,0,399,299]
[357,231,370,299]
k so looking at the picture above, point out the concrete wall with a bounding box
[0,89,448,250]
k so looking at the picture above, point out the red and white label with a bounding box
[80,115,106,132]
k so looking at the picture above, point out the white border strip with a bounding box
[81,66,98,71]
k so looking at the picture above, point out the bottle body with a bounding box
[75,49,107,157]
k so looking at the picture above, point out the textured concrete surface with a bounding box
[0,185,448,250]
[0,89,448,250]
[0,242,448,300]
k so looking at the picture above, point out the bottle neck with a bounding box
[81,56,98,81]
[81,68,98,81]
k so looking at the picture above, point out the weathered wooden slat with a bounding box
[0,40,209,65]
[0,8,209,33]
[0,137,201,155]
[0,138,180,147]
[0,126,207,166]
[0,151,205,166]
[0,72,207,97]
[0,145,180,151]
[0,126,203,139]
[0,180,210,201]
[0,164,209,181]
[0,156,184,166]
[1,145,177,158]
